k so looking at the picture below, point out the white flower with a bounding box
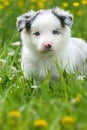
[8,50,15,56]
[11,41,21,46]
[0,77,2,81]
[0,59,6,63]
[31,85,38,89]
[71,94,81,104]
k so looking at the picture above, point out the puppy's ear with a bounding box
[52,8,73,27]
[16,11,35,32]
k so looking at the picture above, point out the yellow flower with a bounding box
[38,1,45,9]
[0,4,3,10]
[0,0,5,2]
[73,2,80,7]
[71,94,82,104]
[61,116,74,126]
[8,111,21,118]
[34,119,48,127]
[3,1,10,6]
[75,94,81,102]
[77,10,83,16]
[81,0,87,5]
[62,2,69,8]
[18,0,24,7]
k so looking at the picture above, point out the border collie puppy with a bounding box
[16,7,87,80]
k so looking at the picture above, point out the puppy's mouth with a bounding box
[42,48,54,53]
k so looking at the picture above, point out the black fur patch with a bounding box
[18,20,22,29]
[26,12,41,31]
[17,12,41,32]
[32,12,41,21]
[17,19,25,32]
[69,16,73,21]
[52,11,65,27]
[24,15,30,19]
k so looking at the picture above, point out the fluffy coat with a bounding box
[16,7,87,79]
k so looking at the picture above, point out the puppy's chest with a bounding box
[30,57,58,78]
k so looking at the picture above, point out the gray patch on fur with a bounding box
[52,11,65,27]
[52,9,73,27]
[16,11,40,32]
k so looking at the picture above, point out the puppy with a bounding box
[16,7,87,80]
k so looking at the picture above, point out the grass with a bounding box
[0,0,87,129]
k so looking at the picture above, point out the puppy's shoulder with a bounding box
[70,37,86,45]
[68,37,87,57]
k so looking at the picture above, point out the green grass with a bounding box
[0,0,87,130]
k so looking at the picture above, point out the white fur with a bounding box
[17,8,87,79]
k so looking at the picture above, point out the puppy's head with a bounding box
[17,8,73,53]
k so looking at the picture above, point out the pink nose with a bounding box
[43,42,52,49]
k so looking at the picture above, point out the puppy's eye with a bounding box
[33,32,40,36]
[52,30,59,35]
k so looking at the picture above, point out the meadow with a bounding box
[0,0,87,129]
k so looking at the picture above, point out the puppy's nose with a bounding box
[43,42,52,49]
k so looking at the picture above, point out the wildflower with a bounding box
[3,1,10,6]
[0,77,2,81]
[73,2,80,7]
[8,50,14,56]
[18,0,24,7]
[71,94,82,104]
[34,119,48,127]
[12,41,21,46]
[0,59,6,66]
[75,94,81,102]
[81,0,87,5]
[0,59,6,63]
[8,111,21,118]
[0,4,3,10]
[62,2,69,8]
[0,0,6,2]
[31,85,38,89]
[38,1,45,9]
[76,10,83,16]
[61,116,74,126]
